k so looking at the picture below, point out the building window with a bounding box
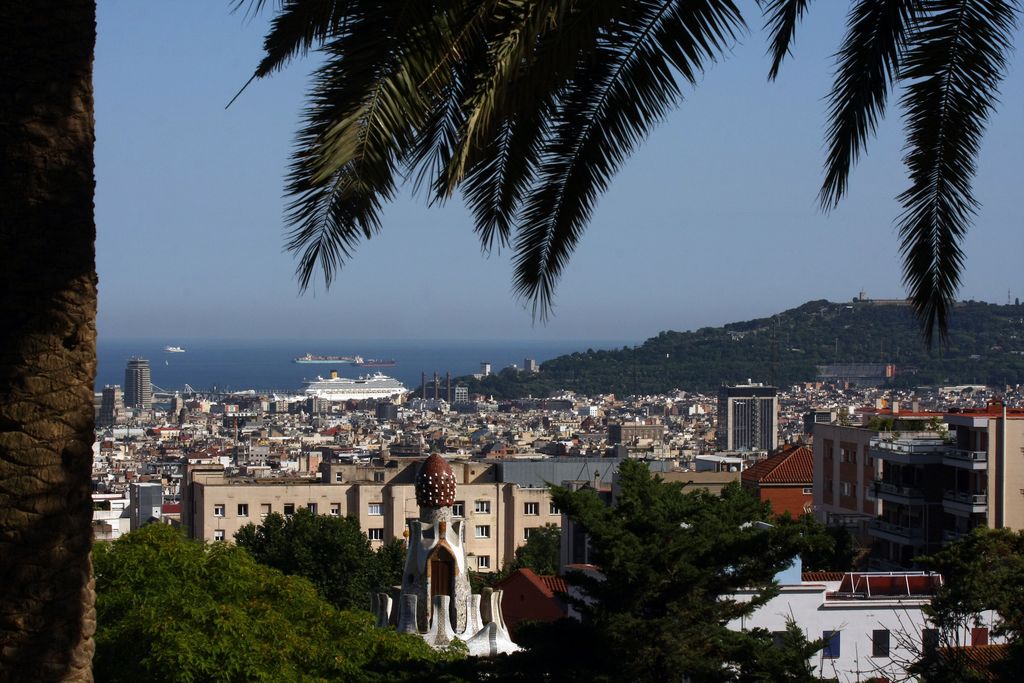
[524,502,539,516]
[477,555,491,570]
[334,471,343,483]
[922,629,939,653]
[475,525,491,539]
[260,503,271,518]
[840,482,852,497]
[213,530,225,542]
[802,487,813,495]
[368,503,383,516]
[283,503,295,517]
[373,471,385,482]
[368,528,384,541]
[237,504,248,517]
[330,503,341,516]
[452,501,465,517]
[872,629,890,657]
[822,631,840,659]
[307,503,317,515]
[475,500,491,514]
[524,527,536,541]
[213,504,225,517]
[550,502,560,515]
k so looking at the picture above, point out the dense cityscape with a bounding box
[7,1,1023,680]
[87,343,1024,680]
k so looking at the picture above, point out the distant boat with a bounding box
[164,345,185,353]
[355,358,397,367]
[294,353,361,364]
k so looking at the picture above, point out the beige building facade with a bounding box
[183,459,561,572]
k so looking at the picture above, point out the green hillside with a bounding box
[457,299,1024,398]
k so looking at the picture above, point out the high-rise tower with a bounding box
[717,383,778,452]
[124,357,153,410]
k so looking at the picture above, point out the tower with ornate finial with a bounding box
[404,452,471,635]
[372,453,518,655]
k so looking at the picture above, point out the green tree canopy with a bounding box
[93,524,452,683]
[235,508,390,610]
[511,523,561,575]
[509,460,830,682]
[911,528,1024,682]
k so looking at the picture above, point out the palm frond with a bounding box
[819,0,920,210]
[254,0,352,78]
[760,0,814,80]
[443,0,626,196]
[896,0,1018,344]
[460,99,553,253]
[513,0,744,319]
[284,3,450,290]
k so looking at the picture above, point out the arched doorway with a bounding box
[429,546,455,598]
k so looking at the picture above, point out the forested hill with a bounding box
[457,300,1024,398]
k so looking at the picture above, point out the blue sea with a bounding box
[96,338,634,393]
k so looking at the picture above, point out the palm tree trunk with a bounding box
[0,2,97,681]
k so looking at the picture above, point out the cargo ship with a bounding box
[293,353,361,364]
[355,358,397,367]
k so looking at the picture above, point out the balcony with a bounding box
[942,490,988,514]
[868,519,926,544]
[869,438,947,465]
[942,449,988,470]
[874,479,925,502]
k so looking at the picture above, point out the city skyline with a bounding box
[95,2,1023,341]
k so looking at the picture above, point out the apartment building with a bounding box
[183,457,585,571]
[733,570,1000,682]
[814,402,1024,569]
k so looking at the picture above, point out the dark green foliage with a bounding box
[527,461,830,682]
[510,523,561,575]
[799,519,860,572]
[92,524,455,682]
[374,537,409,592]
[447,299,1024,397]
[235,508,381,610]
[912,528,1024,682]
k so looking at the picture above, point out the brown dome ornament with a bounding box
[415,453,457,508]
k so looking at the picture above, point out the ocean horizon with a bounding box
[96,337,636,393]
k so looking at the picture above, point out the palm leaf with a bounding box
[819,0,920,210]
[284,3,454,290]
[896,0,1018,343]
[760,0,814,80]
[513,0,744,319]
[253,0,353,78]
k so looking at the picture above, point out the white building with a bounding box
[732,571,999,682]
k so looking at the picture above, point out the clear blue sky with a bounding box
[95,1,1023,342]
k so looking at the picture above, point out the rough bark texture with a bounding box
[0,2,98,681]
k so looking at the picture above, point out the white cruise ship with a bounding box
[303,371,407,402]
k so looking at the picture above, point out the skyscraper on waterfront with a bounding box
[124,357,153,410]
[717,383,778,452]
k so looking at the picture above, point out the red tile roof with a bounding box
[742,445,813,485]
[802,571,845,582]
[539,574,569,595]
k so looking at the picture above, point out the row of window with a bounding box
[817,627,988,659]
[213,502,341,518]
[213,500,560,519]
